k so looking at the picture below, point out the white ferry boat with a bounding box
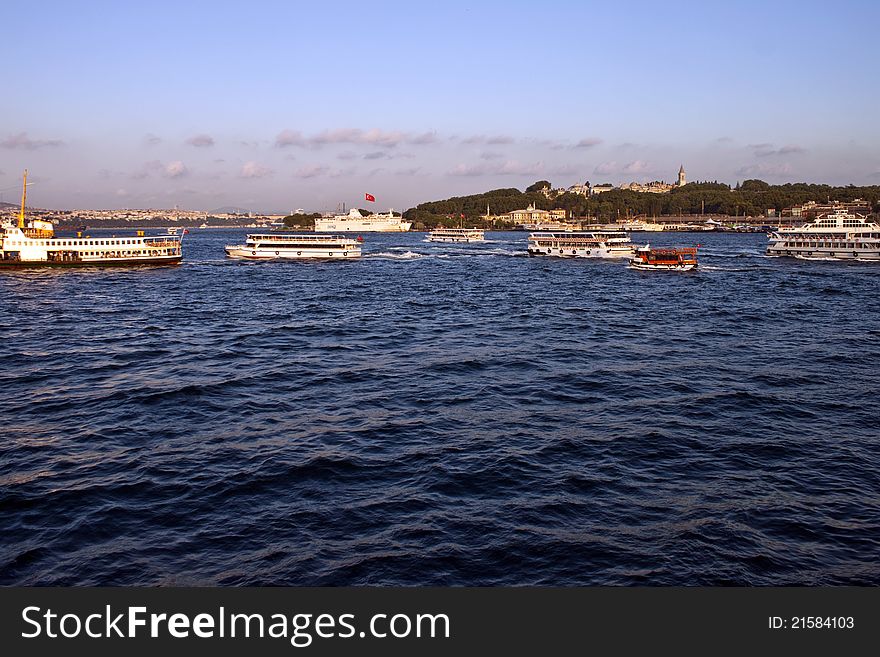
[527,230,636,258]
[766,209,880,260]
[224,233,361,259]
[314,208,412,232]
[622,221,664,232]
[0,171,183,267]
[427,227,485,243]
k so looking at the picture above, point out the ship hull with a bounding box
[225,247,360,260]
[0,256,182,268]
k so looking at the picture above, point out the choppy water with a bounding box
[1,230,879,585]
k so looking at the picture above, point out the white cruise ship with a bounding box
[427,227,485,243]
[314,208,412,232]
[527,230,636,258]
[225,233,361,259]
[0,171,183,267]
[766,209,880,261]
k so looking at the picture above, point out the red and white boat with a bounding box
[629,245,698,271]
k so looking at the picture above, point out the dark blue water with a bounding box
[1,230,879,585]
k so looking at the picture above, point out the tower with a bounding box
[678,165,686,187]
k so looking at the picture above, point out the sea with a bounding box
[1,230,878,585]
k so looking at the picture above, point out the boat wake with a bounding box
[365,250,426,260]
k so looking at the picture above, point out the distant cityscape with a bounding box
[1,164,877,230]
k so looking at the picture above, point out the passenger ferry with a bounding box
[314,208,412,232]
[224,233,361,259]
[527,230,635,258]
[766,209,880,260]
[427,227,485,243]
[629,245,698,271]
[0,171,183,267]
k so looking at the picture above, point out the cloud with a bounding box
[448,160,544,177]
[594,161,617,175]
[574,137,603,148]
[622,160,652,174]
[311,128,407,147]
[479,151,504,160]
[240,161,273,178]
[337,151,357,160]
[749,143,776,157]
[186,134,215,147]
[294,165,330,178]
[460,134,515,145]
[144,133,162,146]
[408,131,439,145]
[277,127,433,149]
[749,143,805,158]
[395,167,422,176]
[275,130,306,147]
[163,161,189,178]
[735,162,793,177]
[1,132,64,150]
[116,188,128,197]
[364,151,390,160]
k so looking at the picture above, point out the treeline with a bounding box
[403,188,553,229]
[402,180,880,226]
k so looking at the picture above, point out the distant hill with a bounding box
[0,201,18,209]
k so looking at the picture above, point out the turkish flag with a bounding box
[365,193,375,202]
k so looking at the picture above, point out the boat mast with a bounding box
[18,169,28,228]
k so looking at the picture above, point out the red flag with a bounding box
[365,193,375,203]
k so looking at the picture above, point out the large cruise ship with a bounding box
[0,171,183,267]
[766,209,880,260]
[314,208,412,232]
[527,230,636,258]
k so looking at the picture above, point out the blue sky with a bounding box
[2,0,878,211]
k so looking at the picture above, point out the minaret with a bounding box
[678,165,686,187]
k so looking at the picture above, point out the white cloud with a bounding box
[574,137,602,148]
[594,161,617,175]
[622,160,652,174]
[275,130,306,147]
[240,161,273,178]
[164,161,189,178]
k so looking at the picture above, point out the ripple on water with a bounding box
[1,231,879,585]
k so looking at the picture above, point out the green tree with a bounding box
[525,180,552,193]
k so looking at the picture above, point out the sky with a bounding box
[2,0,879,212]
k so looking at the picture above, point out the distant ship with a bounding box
[427,227,485,243]
[314,208,412,232]
[766,209,880,260]
[0,170,183,267]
